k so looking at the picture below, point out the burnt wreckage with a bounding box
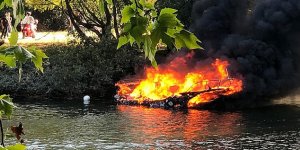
[115,77,235,109]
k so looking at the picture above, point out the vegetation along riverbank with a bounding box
[0,39,144,100]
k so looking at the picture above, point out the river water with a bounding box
[3,99,300,149]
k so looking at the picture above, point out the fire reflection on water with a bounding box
[117,106,242,143]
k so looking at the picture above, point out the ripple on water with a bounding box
[3,101,300,149]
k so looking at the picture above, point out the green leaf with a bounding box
[4,0,12,7]
[151,10,157,17]
[174,35,186,49]
[8,30,18,46]
[14,46,34,63]
[1,45,47,73]
[137,8,144,16]
[128,34,135,46]
[117,36,129,49]
[160,8,177,15]
[121,6,135,23]
[130,26,146,47]
[0,94,15,119]
[1,46,16,55]
[150,28,161,48]
[143,36,157,67]
[158,13,178,28]
[123,23,132,33]
[0,1,5,10]
[130,16,148,27]
[129,16,148,45]
[175,25,184,32]
[129,17,148,47]
[30,47,48,73]
[166,28,179,38]
[139,0,156,9]
[130,3,136,10]
[0,54,16,67]
[6,143,26,150]
[151,59,157,67]
[98,0,105,16]
[143,35,152,57]
[161,33,174,48]
[175,30,202,49]
[147,22,154,32]
[2,46,34,64]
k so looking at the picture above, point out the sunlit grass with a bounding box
[1,31,102,48]
[2,31,84,47]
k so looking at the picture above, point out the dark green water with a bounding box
[3,99,300,149]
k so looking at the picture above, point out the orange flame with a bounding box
[116,53,243,108]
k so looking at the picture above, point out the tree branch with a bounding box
[79,0,106,27]
[73,7,103,38]
[65,0,88,39]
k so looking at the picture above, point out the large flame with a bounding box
[116,53,243,107]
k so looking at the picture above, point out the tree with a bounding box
[25,0,125,39]
[24,0,202,66]
[24,0,196,41]
[24,0,62,10]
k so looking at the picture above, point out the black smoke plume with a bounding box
[190,0,300,108]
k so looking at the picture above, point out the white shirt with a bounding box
[21,16,34,24]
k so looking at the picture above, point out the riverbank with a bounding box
[0,38,144,100]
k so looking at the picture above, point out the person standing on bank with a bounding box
[21,12,36,38]
[0,12,9,39]
[5,12,12,34]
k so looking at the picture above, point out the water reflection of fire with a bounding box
[116,53,243,108]
[117,106,242,143]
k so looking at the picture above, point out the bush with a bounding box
[0,39,144,100]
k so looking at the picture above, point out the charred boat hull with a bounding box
[115,88,228,109]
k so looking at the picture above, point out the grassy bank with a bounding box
[0,39,144,100]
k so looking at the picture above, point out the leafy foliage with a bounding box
[24,0,62,11]
[117,0,202,66]
[0,0,46,149]
[0,95,15,119]
[0,40,144,98]
[0,46,48,81]
[0,28,48,81]
[0,1,48,74]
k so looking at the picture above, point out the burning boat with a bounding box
[115,53,243,109]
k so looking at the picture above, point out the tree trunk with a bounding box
[112,0,119,38]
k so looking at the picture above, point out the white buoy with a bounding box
[83,95,90,105]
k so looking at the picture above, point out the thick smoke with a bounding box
[190,0,300,108]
